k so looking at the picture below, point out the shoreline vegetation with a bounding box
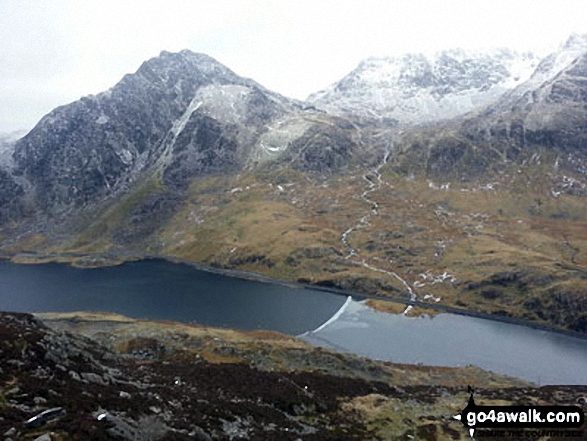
[2,250,587,341]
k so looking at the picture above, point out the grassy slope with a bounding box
[159,161,587,333]
[13,156,587,334]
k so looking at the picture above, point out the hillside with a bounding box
[3,311,586,440]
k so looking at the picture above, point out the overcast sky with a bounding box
[1,0,586,133]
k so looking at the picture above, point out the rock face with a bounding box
[393,35,587,178]
[307,48,539,125]
[0,132,26,223]
[2,37,587,231]
[9,50,295,213]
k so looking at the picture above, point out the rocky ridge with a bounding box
[391,34,587,179]
[307,48,539,125]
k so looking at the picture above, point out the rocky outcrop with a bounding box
[281,118,358,172]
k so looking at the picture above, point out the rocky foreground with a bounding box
[0,312,585,440]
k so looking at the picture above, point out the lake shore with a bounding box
[2,249,587,340]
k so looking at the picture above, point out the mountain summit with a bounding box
[307,48,538,125]
[7,50,295,215]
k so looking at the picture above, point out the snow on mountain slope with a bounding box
[392,35,587,179]
[0,130,27,169]
[307,48,539,125]
[495,34,587,111]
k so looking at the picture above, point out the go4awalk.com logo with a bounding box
[453,387,585,438]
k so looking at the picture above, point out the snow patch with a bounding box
[156,97,203,167]
[117,149,133,165]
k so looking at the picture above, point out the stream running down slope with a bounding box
[340,137,417,313]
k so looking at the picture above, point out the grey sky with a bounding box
[1,0,586,133]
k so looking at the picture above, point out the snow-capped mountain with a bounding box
[2,50,354,222]
[3,37,587,228]
[307,48,539,125]
[393,34,587,178]
[494,33,587,111]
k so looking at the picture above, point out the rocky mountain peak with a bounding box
[5,49,297,216]
[134,50,243,88]
[307,48,538,125]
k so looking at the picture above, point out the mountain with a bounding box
[307,48,539,125]
[2,40,587,336]
[3,50,366,230]
[392,34,587,179]
[9,50,297,215]
[8,42,581,225]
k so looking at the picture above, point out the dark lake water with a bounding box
[2,259,586,384]
[0,259,346,335]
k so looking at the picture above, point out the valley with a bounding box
[15,154,585,335]
[3,0,587,436]
[4,159,587,337]
[1,37,587,346]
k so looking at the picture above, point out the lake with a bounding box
[1,258,586,385]
[301,300,587,385]
[0,259,346,335]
